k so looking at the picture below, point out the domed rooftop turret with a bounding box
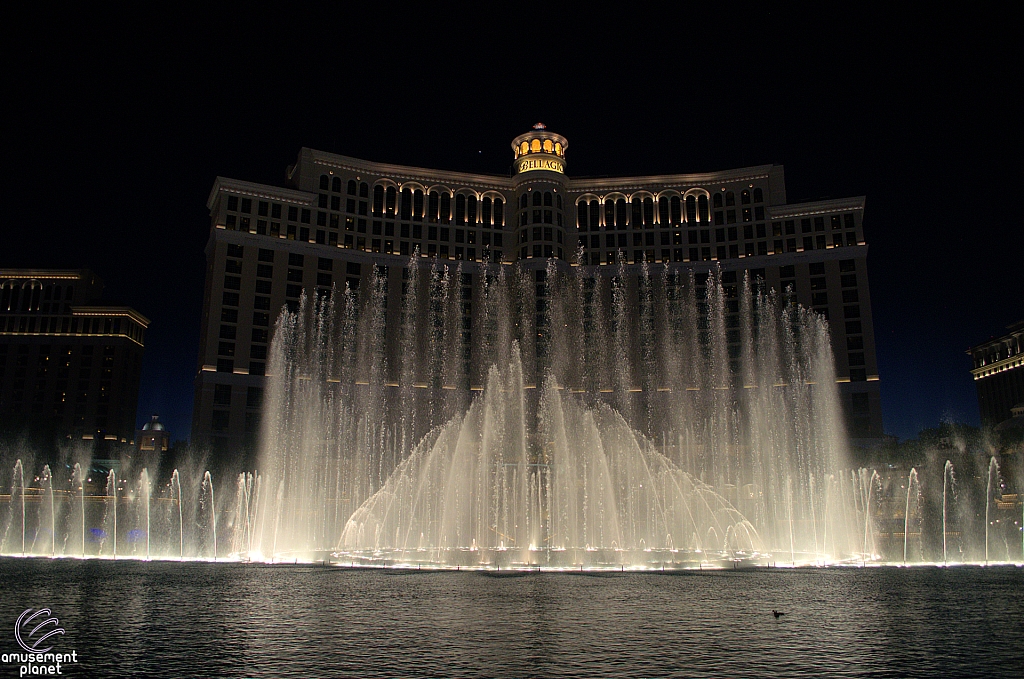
[142,414,165,431]
[511,123,568,175]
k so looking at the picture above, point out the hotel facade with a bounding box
[193,126,882,453]
[0,269,148,448]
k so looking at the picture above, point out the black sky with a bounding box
[3,7,1021,442]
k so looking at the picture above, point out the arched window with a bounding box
[494,199,504,227]
[332,177,341,192]
[414,190,424,219]
[482,197,492,225]
[531,139,541,152]
[643,197,654,226]
[520,141,529,155]
[439,193,451,224]
[670,196,681,224]
[543,192,552,207]
[543,139,553,153]
[713,193,723,208]
[557,195,563,210]
[533,192,542,207]
[659,197,670,224]
[347,180,357,195]
[372,185,384,214]
[631,197,643,226]
[741,190,750,205]
[615,199,627,228]
[605,200,615,228]
[428,191,439,222]
[467,195,477,224]
[359,182,368,198]
[319,175,329,190]
[0,283,14,311]
[685,195,697,223]
[400,188,412,220]
[577,201,589,229]
[520,194,528,209]
[753,187,764,202]
[455,194,466,225]
[554,142,562,155]
[589,200,600,228]
[385,186,396,214]
[725,191,734,206]
[698,195,710,223]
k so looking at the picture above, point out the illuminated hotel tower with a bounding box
[193,125,880,454]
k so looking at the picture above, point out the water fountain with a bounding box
[1,261,1020,568]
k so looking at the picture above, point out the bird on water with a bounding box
[772,610,786,619]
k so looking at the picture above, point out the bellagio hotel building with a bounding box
[193,125,882,454]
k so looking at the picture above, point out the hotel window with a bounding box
[227,195,238,211]
[241,198,251,213]
[219,325,236,340]
[221,308,238,323]
[222,292,239,307]
[347,180,357,195]
[814,217,824,231]
[842,289,859,303]
[386,186,396,215]
[286,284,302,298]
[253,296,270,310]
[217,342,235,357]
[801,218,811,233]
[255,280,271,295]
[753,188,763,202]
[272,204,281,219]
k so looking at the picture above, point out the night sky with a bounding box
[4,8,1020,443]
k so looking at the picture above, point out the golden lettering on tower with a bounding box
[517,156,564,174]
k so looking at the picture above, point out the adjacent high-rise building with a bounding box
[968,320,1024,426]
[0,269,148,448]
[193,125,882,454]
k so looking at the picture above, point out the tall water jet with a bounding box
[986,457,999,564]
[170,469,183,560]
[38,465,55,557]
[72,463,85,557]
[140,469,151,560]
[201,471,217,560]
[11,460,25,555]
[106,470,117,558]
[904,468,919,565]
[943,460,955,565]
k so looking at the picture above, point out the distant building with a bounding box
[193,126,882,453]
[0,269,148,447]
[136,414,170,454]
[968,320,1024,426]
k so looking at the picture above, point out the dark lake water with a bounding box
[0,559,1021,678]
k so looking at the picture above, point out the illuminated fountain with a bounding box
[247,257,869,567]
[3,258,1020,568]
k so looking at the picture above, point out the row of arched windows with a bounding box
[1,281,72,313]
[577,194,712,229]
[319,175,505,227]
[514,138,565,158]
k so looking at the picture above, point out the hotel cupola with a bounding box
[511,124,570,261]
[512,123,568,177]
